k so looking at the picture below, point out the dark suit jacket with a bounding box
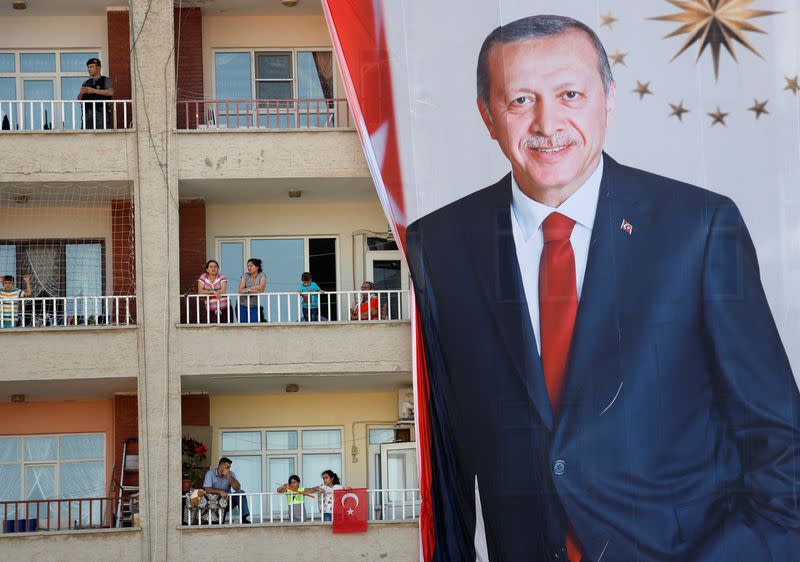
[406,155,800,562]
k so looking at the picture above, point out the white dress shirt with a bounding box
[510,156,604,355]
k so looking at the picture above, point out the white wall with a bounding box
[0,15,108,61]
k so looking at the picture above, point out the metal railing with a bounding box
[0,296,136,328]
[1,496,137,532]
[181,290,410,324]
[0,99,133,131]
[182,488,421,526]
[177,98,352,130]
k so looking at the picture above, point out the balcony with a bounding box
[180,290,409,324]
[0,100,133,132]
[181,488,420,526]
[177,98,351,131]
[1,295,135,328]
[1,496,138,534]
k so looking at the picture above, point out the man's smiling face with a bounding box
[478,30,615,202]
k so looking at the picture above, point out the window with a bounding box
[0,239,106,321]
[0,50,100,130]
[220,427,343,518]
[216,236,339,321]
[213,49,335,128]
[0,239,105,297]
[0,434,105,527]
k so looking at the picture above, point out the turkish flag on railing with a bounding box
[332,488,368,533]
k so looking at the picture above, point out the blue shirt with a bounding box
[202,468,239,492]
[298,282,321,308]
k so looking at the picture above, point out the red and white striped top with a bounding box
[197,273,228,311]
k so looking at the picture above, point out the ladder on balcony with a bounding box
[115,438,139,528]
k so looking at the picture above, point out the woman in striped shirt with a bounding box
[197,260,229,323]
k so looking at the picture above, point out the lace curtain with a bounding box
[24,245,60,297]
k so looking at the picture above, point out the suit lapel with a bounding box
[558,156,653,424]
[465,174,554,430]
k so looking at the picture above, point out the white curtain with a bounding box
[24,246,60,297]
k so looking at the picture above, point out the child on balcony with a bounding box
[305,470,345,522]
[297,272,324,322]
[276,475,314,522]
[1,274,32,328]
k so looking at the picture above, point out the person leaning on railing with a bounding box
[304,469,346,522]
[276,475,314,522]
[197,259,229,323]
[238,258,266,323]
[77,57,114,130]
[297,271,325,322]
[1,274,32,328]
[351,281,380,320]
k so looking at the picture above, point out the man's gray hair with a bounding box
[477,15,614,107]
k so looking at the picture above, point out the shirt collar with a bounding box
[511,155,604,240]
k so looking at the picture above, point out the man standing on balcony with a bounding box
[1,274,32,328]
[77,58,114,130]
[202,457,251,524]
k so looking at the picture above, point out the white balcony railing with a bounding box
[0,296,136,328]
[177,98,352,130]
[0,99,134,131]
[181,290,410,325]
[182,488,421,526]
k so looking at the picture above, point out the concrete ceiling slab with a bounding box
[182,371,412,395]
[0,376,137,402]
[179,176,377,204]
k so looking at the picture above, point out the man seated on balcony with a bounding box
[1,274,32,328]
[202,457,250,524]
[351,281,380,320]
[77,58,114,130]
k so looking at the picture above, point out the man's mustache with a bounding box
[522,134,579,149]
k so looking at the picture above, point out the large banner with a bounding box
[324,1,800,560]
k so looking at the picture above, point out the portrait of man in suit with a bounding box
[406,14,799,562]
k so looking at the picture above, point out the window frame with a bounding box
[219,426,345,494]
[0,433,106,502]
[0,238,106,298]
[215,235,340,292]
[212,47,336,101]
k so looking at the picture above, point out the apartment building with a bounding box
[0,1,418,560]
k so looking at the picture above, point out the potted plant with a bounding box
[182,436,208,492]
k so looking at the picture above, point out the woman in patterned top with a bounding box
[197,260,229,323]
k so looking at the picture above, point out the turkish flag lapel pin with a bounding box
[620,219,633,235]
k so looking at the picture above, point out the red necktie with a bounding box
[539,212,583,562]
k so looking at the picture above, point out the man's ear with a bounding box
[477,98,497,140]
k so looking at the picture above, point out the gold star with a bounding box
[633,80,653,100]
[600,12,618,29]
[747,99,769,119]
[668,101,690,121]
[650,0,782,80]
[609,50,628,67]
[707,106,729,127]
[785,75,800,95]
